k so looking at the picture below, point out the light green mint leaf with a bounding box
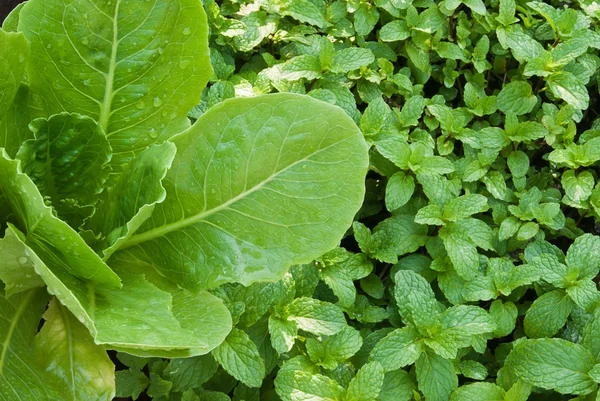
[507,338,597,395]
[19,0,212,167]
[498,28,546,63]
[497,0,518,26]
[507,151,529,178]
[361,97,390,137]
[415,204,444,226]
[415,155,455,175]
[0,151,121,288]
[566,234,600,279]
[275,370,345,401]
[460,0,487,14]
[163,355,217,392]
[490,300,519,337]
[489,258,539,296]
[322,266,356,308]
[439,224,479,280]
[0,28,27,116]
[443,194,489,221]
[109,94,368,290]
[508,121,548,142]
[233,11,277,52]
[85,142,176,259]
[0,225,45,296]
[36,298,115,400]
[450,382,505,401]
[354,3,379,36]
[562,170,594,209]
[379,20,410,42]
[516,222,539,241]
[147,372,172,398]
[279,0,325,28]
[281,55,323,81]
[393,270,439,329]
[497,81,537,115]
[347,361,385,401]
[306,326,363,370]
[459,360,488,380]
[375,139,411,168]
[524,289,574,338]
[440,305,495,342]
[0,289,66,399]
[567,279,600,311]
[435,42,469,61]
[16,113,112,227]
[581,308,600,361]
[504,380,532,401]
[527,250,570,287]
[499,217,521,241]
[377,369,416,401]
[115,369,149,400]
[416,351,458,401]
[547,71,589,110]
[268,316,298,354]
[196,390,230,401]
[212,328,265,388]
[284,297,346,336]
[418,174,461,208]
[369,214,429,263]
[331,47,375,74]
[369,326,423,372]
[386,172,415,211]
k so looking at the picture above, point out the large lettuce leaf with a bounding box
[109,93,370,291]
[18,0,212,166]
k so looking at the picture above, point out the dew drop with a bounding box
[211,189,216,194]
[136,101,145,110]
[83,79,91,86]
[149,128,158,139]
[46,43,52,49]
[183,27,191,36]
[17,256,28,265]
[153,97,162,107]
[82,37,89,45]
[158,47,164,55]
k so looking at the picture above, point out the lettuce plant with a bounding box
[0,0,368,398]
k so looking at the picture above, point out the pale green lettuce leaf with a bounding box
[16,113,112,227]
[110,94,369,290]
[0,85,33,158]
[0,224,45,296]
[6,224,231,358]
[0,150,120,288]
[0,28,27,115]
[0,289,66,399]
[19,0,212,166]
[35,298,115,400]
[84,142,176,259]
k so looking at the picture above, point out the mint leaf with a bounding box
[346,361,385,401]
[416,351,458,401]
[507,339,597,395]
[370,326,423,372]
[212,328,265,388]
[285,297,346,335]
[497,81,537,115]
[524,289,574,338]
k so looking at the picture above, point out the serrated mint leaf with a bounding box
[439,225,479,280]
[566,234,600,279]
[163,355,217,392]
[562,170,594,209]
[279,0,325,27]
[281,55,322,80]
[284,297,346,336]
[416,351,458,401]
[567,279,599,311]
[507,338,597,395]
[547,71,589,110]
[347,361,385,401]
[394,270,439,329]
[370,326,423,372]
[275,370,345,401]
[212,328,265,388]
[377,369,416,401]
[524,289,574,338]
[443,194,489,221]
[306,326,363,370]
[490,300,518,337]
[354,3,379,36]
[116,369,150,400]
[379,20,410,42]
[386,172,415,211]
[415,204,444,226]
[367,214,429,263]
[497,81,537,115]
[459,360,488,380]
[450,382,505,401]
[331,47,375,73]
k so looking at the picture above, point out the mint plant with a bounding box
[3,0,600,400]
